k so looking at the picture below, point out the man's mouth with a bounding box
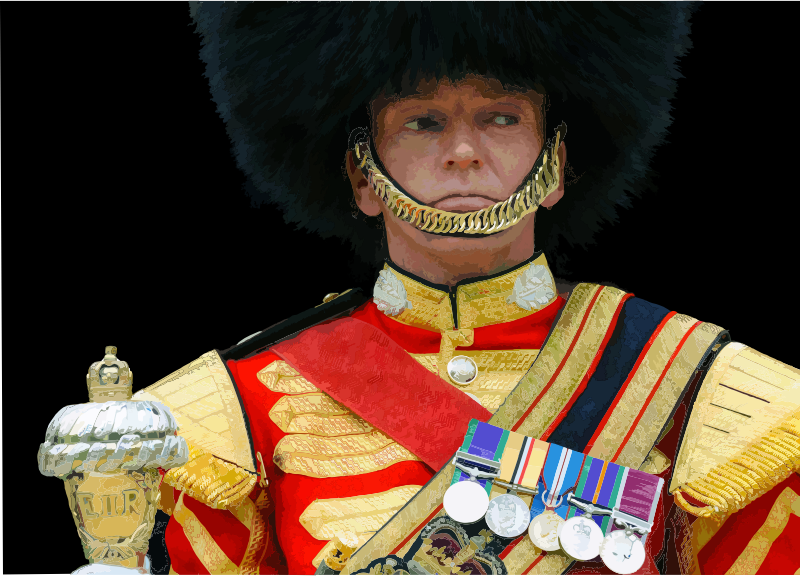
[430,195,499,213]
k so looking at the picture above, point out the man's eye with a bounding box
[491,115,518,126]
[403,117,443,132]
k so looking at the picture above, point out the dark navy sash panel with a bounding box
[546,297,671,453]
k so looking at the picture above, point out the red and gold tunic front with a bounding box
[135,253,800,575]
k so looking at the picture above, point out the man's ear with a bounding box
[346,151,382,216]
[541,141,566,210]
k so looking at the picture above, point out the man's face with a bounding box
[373,76,545,213]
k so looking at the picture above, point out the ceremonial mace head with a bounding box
[38,347,189,574]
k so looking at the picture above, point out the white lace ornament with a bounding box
[373,269,413,316]
[507,263,556,311]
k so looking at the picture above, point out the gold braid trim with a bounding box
[675,411,800,519]
[685,482,727,509]
[697,474,742,509]
[707,470,749,501]
[733,455,775,488]
[726,462,761,492]
[163,444,257,510]
[675,484,725,518]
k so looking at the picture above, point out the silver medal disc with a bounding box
[558,515,605,561]
[528,510,565,551]
[599,530,646,574]
[443,480,490,524]
[485,493,531,538]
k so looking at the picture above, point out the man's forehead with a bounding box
[374,75,543,120]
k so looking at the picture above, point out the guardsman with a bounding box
[133,4,800,574]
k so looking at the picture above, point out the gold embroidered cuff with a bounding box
[163,444,257,510]
[672,342,800,519]
[673,412,800,521]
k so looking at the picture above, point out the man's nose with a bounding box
[443,134,484,170]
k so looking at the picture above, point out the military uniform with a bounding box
[135,250,800,574]
[137,3,800,573]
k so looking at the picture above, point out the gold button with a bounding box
[322,292,340,304]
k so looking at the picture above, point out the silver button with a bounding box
[447,355,478,385]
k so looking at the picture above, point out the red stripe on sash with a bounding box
[522,553,548,574]
[540,293,633,441]
[272,317,492,471]
[499,534,526,560]
[511,287,606,432]
[583,311,677,454]
[611,320,703,462]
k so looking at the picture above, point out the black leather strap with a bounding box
[220,288,370,361]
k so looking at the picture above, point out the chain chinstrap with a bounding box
[352,123,566,236]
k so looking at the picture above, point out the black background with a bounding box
[3,3,798,574]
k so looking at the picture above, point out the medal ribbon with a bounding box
[612,468,664,525]
[497,430,549,491]
[567,456,626,533]
[529,443,585,520]
[451,420,509,495]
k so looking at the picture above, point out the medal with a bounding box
[444,421,505,523]
[599,522,646,574]
[558,497,611,561]
[557,456,624,560]
[528,489,565,551]
[485,492,531,538]
[443,478,491,524]
[599,468,664,574]
[528,444,586,551]
[486,432,549,538]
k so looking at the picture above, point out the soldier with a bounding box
[132,3,800,575]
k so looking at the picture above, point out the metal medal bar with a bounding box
[485,432,549,539]
[559,494,613,561]
[444,451,501,524]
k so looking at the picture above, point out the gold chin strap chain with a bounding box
[352,122,566,236]
[674,409,800,518]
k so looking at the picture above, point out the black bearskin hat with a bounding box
[189,2,699,279]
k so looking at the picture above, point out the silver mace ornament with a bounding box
[38,347,189,574]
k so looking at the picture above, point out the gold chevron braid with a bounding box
[674,409,800,518]
[353,123,565,236]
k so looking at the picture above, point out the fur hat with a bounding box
[189,2,699,279]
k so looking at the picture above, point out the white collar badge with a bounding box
[373,269,413,317]
[507,263,556,311]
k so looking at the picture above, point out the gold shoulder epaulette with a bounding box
[670,342,800,518]
[132,350,259,509]
[163,443,257,509]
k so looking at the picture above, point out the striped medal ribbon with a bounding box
[558,456,624,561]
[528,444,586,552]
[599,469,664,574]
[444,420,507,524]
[484,430,548,538]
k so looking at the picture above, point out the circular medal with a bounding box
[599,529,645,574]
[559,515,605,561]
[443,481,489,524]
[528,510,564,551]
[485,493,530,538]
